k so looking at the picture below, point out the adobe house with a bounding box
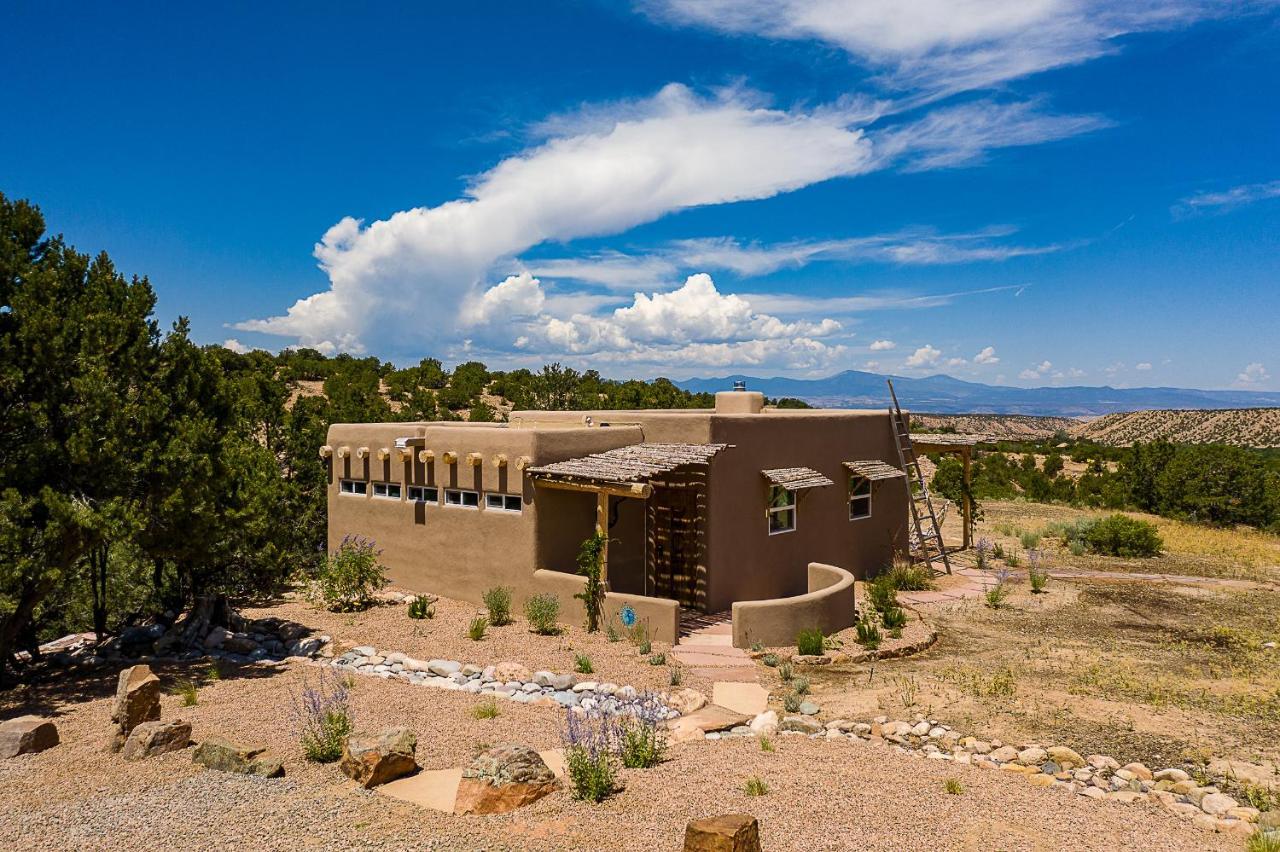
[322,388,913,646]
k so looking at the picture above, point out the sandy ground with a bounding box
[0,658,1239,852]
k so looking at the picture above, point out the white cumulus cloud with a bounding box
[870,339,897,351]
[1019,360,1054,380]
[973,345,999,365]
[905,344,943,368]
[1236,362,1270,385]
[236,84,875,356]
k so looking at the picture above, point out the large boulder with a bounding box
[1046,746,1086,770]
[683,814,762,852]
[192,736,284,777]
[110,665,161,751]
[454,744,559,815]
[121,720,192,761]
[0,716,59,759]
[665,688,707,716]
[340,728,417,788]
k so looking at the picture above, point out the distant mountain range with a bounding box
[675,370,1280,416]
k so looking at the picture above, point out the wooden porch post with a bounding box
[961,448,973,549]
[596,490,610,588]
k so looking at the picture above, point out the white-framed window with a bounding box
[408,485,438,504]
[444,488,480,509]
[767,485,796,534]
[485,493,523,513]
[372,482,402,500]
[340,479,367,496]
[849,475,872,520]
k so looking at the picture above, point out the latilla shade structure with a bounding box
[760,467,834,491]
[528,443,729,492]
[842,460,905,481]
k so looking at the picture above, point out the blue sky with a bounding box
[2,2,1277,390]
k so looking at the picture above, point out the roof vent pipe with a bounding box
[732,380,747,392]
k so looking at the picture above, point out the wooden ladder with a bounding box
[887,379,952,575]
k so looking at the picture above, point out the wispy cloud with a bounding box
[1175,179,1280,215]
[640,1,1266,96]
[530,227,1063,289]
[871,99,1112,171]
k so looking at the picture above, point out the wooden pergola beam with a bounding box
[532,477,652,499]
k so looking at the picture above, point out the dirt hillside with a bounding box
[1071,408,1280,448]
[913,413,1079,441]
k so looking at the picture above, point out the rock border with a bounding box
[695,710,1267,839]
[325,646,688,719]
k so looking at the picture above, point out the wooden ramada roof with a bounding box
[843,460,906,481]
[527,443,729,488]
[761,467,834,490]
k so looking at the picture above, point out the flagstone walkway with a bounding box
[670,613,759,683]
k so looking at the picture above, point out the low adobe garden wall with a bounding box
[731,562,855,649]
[530,569,680,644]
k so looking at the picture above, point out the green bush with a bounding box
[884,558,936,591]
[744,776,769,796]
[792,676,810,696]
[881,607,907,631]
[777,662,793,682]
[782,692,802,713]
[795,628,825,656]
[467,615,488,641]
[574,653,593,674]
[1084,514,1162,557]
[293,673,354,763]
[855,612,882,649]
[471,698,500,720]
[618,701,667,769]
[307,536,388,612]
[523,593,561,635]
[407,597,434,619]
[866,575,898,613]
[482,586,513,626]
[648,652,666,666]
[761,653,780,667]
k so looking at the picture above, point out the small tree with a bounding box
[575,530,607,633]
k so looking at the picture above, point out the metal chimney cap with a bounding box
[732,380,747,392]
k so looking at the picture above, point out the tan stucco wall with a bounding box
[731,562,856,648]
[325,422,643,607]
[704,410,908,613]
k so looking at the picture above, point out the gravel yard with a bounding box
[244,591,701,696]
[0,652,1243,852]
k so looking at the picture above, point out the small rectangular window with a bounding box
[444,489,479,508]
[485,493,523,513]
[849,475,872,520]
[767,485,796,534]
[340,479,367,495]
[372,482,402,500]
[408,486,438,503]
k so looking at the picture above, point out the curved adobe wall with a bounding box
[731,562,855,649]
[530,569,680,645]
